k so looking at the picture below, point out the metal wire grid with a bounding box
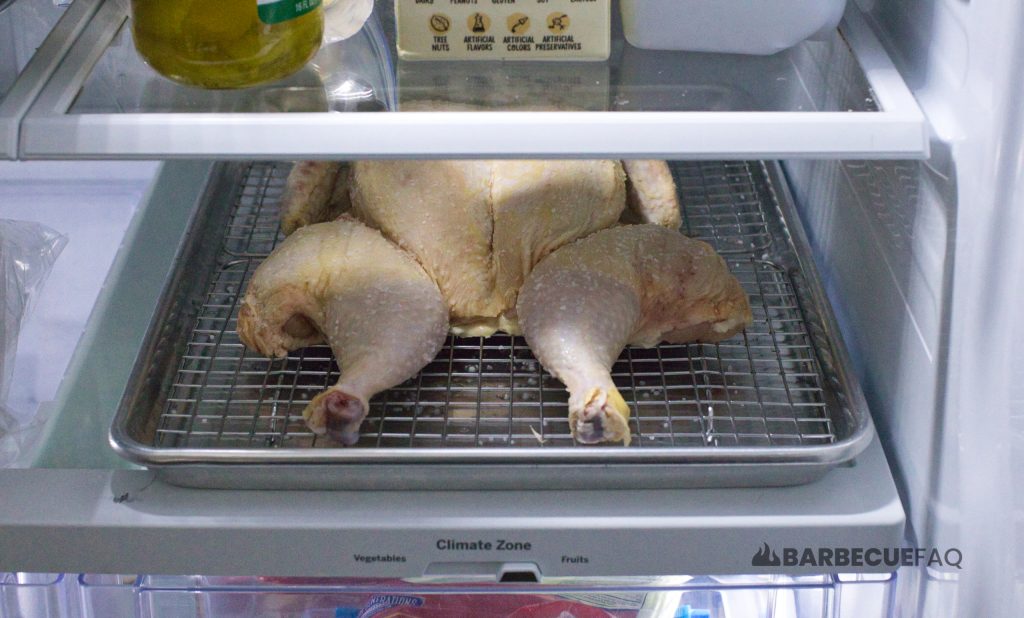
[673,161,775,255]
[220,163,288,258]
[155,161,835,450]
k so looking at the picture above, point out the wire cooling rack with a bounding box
[154,161,836,450]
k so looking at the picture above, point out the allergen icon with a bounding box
[547,12,570,34]
[428,14,451,35]
[507,13,530,34]
[468,12,491,34]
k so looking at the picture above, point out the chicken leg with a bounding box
[238,216,448,444]
[621,160,682,229]
[517,225,752,445]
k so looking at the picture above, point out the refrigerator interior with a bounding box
[2,159,903,574]
[0,154,907,613]
[1,0,1023,615]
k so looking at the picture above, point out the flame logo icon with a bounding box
[752,542,781,567]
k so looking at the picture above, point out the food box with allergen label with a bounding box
[395,0,611,61]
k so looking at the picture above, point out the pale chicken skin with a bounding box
[488,160,628,320]
[281,159,680,334]
[517,225,752,445]
[350,160,632,332]
[349,160,504,324]
[621,160,682,228]
[237,216,448,444]
[279,161,353,236]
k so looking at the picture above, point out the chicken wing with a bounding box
[279,161,352,236]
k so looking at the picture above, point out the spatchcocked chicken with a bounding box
[238,160,751,445]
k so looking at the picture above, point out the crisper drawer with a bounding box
[74,573,897,618]
[12,0,927,159]
[0,573,76,618]
[105,159,874,491]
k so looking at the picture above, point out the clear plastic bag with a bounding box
[323,0,374,45]
[0,219,67,466]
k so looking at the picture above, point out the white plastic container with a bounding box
[620,0,847,55]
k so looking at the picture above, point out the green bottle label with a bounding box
[257,0,321,25]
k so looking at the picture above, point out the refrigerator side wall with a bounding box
[802,0,1024,615]
[784,154,953,543]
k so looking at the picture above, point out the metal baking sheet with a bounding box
[110,160,874,489]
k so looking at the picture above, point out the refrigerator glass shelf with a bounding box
[15,0,928,158]
[67,6,873,116]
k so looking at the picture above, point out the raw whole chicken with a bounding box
[238,159,749,445]
[517,225,753,445]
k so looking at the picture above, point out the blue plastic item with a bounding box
[675,605,711,618]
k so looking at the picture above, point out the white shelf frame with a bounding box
[0,0,101,159]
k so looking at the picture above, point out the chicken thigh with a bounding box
[237,216,448,444]
[517,225,752,445]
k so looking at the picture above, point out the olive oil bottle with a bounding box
[131,0,324,89]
